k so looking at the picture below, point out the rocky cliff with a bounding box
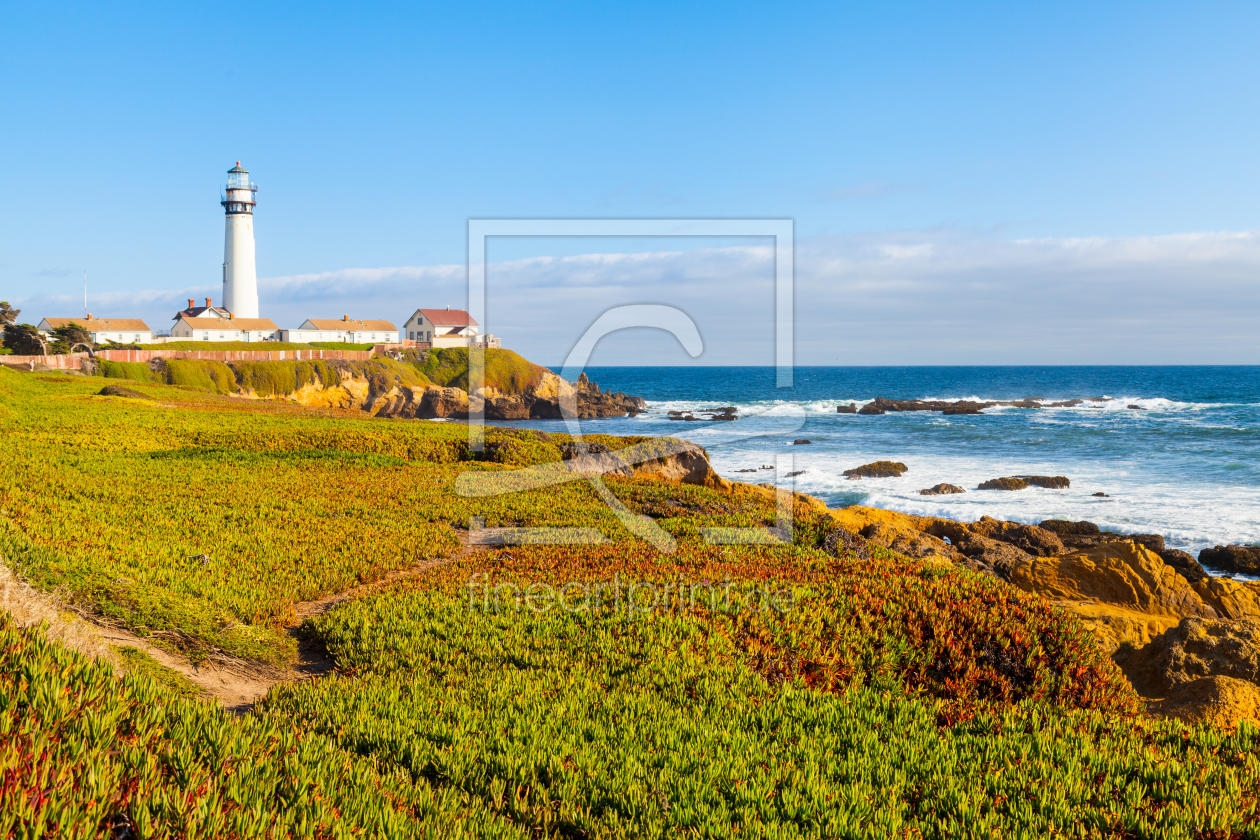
[100,350,646,421]
[823,505,1260,726]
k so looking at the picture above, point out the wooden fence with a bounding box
[0,347,387,371]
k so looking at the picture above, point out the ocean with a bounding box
[506,366,1260,556]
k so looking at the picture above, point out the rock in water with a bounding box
[978,477,1029,491]
[842,461,908,479]
[836,403,857,414]
[792,439,812,445]
[856,403,885,415]
[1157,549,1208,583]
[1016,475,1070,489]
[1199,545,1260,575]
[919,483,965,495]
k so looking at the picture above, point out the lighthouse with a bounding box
[221,162,259,318]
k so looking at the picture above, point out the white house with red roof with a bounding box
[401,307,498,349]
[281,317,399,344]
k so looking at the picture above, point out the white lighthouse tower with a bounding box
[221,162,259,318]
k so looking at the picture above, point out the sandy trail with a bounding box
[4,528,486,712]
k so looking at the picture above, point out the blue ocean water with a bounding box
[508,366,1260,555]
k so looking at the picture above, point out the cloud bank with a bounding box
[10,228,1259,365]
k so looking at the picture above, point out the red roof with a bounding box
[417,308,479,327]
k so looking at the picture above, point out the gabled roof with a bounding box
[41,317,151,331]
[302,319,397,331]
[175,315,278,330]
[174,306,231,321]
[415,308,479,327]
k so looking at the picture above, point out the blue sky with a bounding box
[3,1,1259,364]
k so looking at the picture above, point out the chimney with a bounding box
[343,315,349,321]
[188,298,195,309]
[229,312,234,320]
[87,314,93,320]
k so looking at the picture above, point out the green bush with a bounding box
[163,359,236,393]
[232,360,341,396]
[415,347,547,394]
[99,360,159,383]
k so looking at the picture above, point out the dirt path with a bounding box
[9,529,487,713]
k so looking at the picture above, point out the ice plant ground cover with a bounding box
[1,365,1259,837]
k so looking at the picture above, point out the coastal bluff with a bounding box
[90,347,646,421]
[824,505,1260,726]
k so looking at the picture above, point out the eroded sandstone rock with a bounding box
[1117,617,1260,697]
[1004,542,1214,622]
[1152,676,1260,729]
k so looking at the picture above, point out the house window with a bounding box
[409,331,414,340]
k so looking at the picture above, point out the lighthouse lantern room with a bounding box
[221,162,259,318]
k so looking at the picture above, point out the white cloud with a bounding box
[10,228,1260,365]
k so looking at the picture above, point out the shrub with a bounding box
[163,359,236,393]
[231,360,341,396]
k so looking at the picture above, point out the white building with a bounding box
[401,307,498,348]
[172,315,279,342]
[38,317,153,345]
[221,162,260,318]
[280,318,399,344]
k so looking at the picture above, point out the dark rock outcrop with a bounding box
[1200,545,1260,575]
[792,439,812,445]
[852,396,1088,415]
[667,406,737,422]
[836,403,857,414]
[968,516,1065,557]
[822,528,870,560]
[919,483,966,495]
[98,385,150,399]
[842,461,908,479]
[1017,475,1070,489]
[978,475,1069,490]
[1039,519,1101,536]
[978,477,1029,491]
[1159,549,1208,583]
[920,518,1032,577]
